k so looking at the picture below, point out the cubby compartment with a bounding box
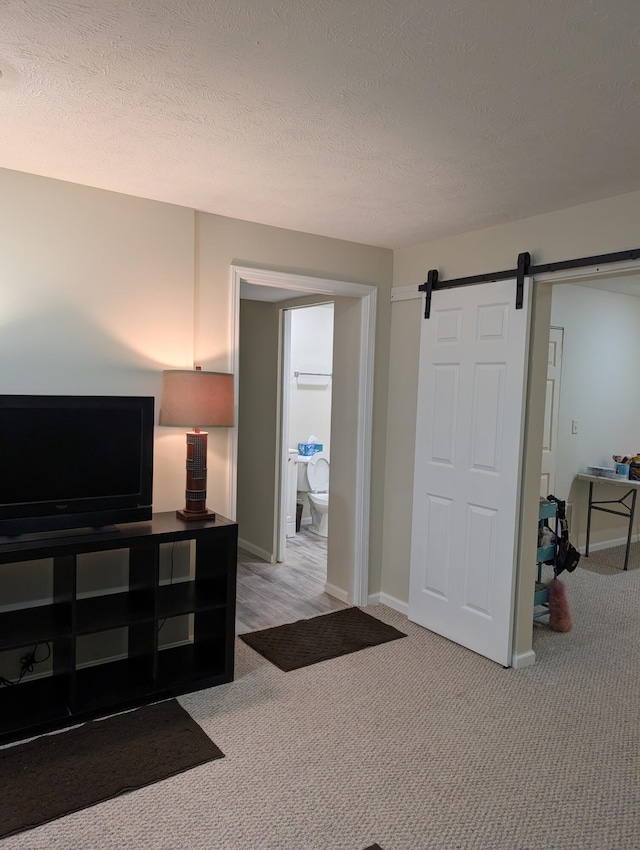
[157,577,227,619]
[157,614,227,691]
[0,556,73,652]
[0,672,72,738]
[75,548,156,634]
[0,512,237,744]
[75,624,156,713]
[0,601,72,651]
[0,637,73,739]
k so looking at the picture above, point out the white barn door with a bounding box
[408,279,532,666]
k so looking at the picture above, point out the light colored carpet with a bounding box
[2,566,639,850]
[579,540,640,575]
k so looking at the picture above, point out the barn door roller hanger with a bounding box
[418,247,640,319]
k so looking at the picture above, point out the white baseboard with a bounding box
[238,538,275,563]
[512,650,536,669]
[324,582,349,603]
[579,533,640,555]
[367,592,409,616]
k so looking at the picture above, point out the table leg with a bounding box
[585,481,593,558]
[623,488,637,571]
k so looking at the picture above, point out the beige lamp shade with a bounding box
[159,370,235,428]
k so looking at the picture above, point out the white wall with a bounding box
[0,169,196,514]
[236,299,280,555]
[551,283,640,547]
[289,303,334,455]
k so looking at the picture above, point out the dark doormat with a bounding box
[0,698,224,839]
[239,606,406,671]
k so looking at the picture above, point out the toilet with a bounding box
[308,492,329,537]
[298,451,330,536]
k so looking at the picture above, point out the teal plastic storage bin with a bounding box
[298,443,323,456]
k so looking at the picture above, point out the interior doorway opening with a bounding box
[280,302,334,573]
[230,265,376,607]
[537,269,640,557]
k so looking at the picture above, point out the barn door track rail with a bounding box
[418,247,640,319]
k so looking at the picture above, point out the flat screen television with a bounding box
[0,395,154,537]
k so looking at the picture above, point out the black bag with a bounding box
[544,494,580,576]
[554,536,580,575]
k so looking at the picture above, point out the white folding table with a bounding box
[577,473,640,570]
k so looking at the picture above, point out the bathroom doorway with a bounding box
[231,265,376,607]
[279,302,334,568]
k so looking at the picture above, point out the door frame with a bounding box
[516,260,640,667]
[540,326,564,499]
[276,306,293,563]
[229,265,377,605]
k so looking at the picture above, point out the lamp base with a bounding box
[176,508,217,522]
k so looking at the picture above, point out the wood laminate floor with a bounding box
[235,527,348,633]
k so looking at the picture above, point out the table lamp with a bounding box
[159,367,234,521]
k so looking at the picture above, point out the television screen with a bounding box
[0,395,154,536]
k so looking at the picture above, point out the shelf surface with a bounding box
[76,590,155,635]
[534,583,549,605]
[157,578,227,618]
[538,501,557,520]
[577,472,640,488]
[0,511,237,564]
[536,544,555,563]
[0,603,72,651]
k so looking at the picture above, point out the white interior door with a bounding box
[540,327,563,498]
[408,278,532,666]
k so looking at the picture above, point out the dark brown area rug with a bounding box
[239,606,406,671]
[0,698,224,839]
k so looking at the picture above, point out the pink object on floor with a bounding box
[547,578,572,632]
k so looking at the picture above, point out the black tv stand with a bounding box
[0,512,237,744]
[0,524,124,544]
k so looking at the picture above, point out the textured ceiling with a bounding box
[1,0,640,248]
